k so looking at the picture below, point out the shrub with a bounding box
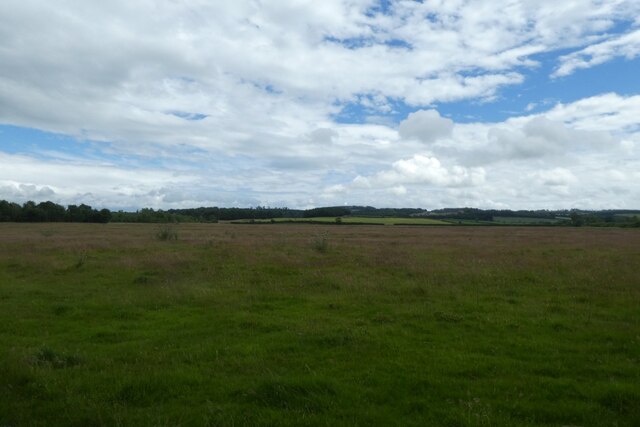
[156,225,178,241]
[312,232,329,253]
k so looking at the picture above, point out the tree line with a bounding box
[110,206,309,223]
[0,200,111,223]
[0,200,339,223]
[1,199,638,226]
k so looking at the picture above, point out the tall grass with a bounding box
[311,232,329,253]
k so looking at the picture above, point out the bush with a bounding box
[312,232,329,253]
[156,225,178,241]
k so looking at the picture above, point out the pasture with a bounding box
[1,223,639,426]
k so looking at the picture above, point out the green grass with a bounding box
[1,223,639,426]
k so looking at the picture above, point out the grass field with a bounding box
[232,216,450,225]
[1,223,639,426]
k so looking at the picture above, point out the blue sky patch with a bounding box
[169,111,209,121]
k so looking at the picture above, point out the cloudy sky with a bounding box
[1,0,639,210]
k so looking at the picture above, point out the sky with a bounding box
[1,0,639,211]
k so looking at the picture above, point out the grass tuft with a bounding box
[238,380,337,412]
[33,347,82,369]
[311,232,329,253]
[74,250,88,268]
[434,311,463,323]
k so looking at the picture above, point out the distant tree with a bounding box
[21,201,45,222]
[37,201,66,222]
[92,208,112,223]
[569,212,584,227]
[304,207,351,218]
[66,204,94,222]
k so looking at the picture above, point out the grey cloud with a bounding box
[485,117,614,161]
[309,128,338,144]
[524,117,573,145]
[399,110,454,143]
[533,168,577,186]
[0,183,55,202]
[268,156,331,171]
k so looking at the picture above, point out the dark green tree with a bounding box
[569,212,584,227]
[0,200,21,221]
[37,201,66,222]
[21,201,45,222]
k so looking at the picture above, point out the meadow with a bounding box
[1,223,639,426]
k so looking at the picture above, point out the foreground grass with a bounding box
[1,223,639,426]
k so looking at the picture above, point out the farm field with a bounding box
[1,223,639,426]
[232,216,450,225]
[492,217,560,224]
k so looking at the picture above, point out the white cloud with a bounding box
[391,185,407,196]
[404,73,525,105]
[554,29,640,77]
[0,2,639,210]
[534,168,578,186]
[1,0,638,151]
[544,93,640,133]
[353,155,486,188]
[620,139,636,154]
[0,152,198,208]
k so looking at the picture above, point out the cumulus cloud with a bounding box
[354,155,486,188]
[0,2,639,210]
[494,117,574,159]
[0,182,56,202]
[524,168,577,196]
[1,0,639,150]
[484,116,613,161]
[399,110,454,143]
[0,152,199,208]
